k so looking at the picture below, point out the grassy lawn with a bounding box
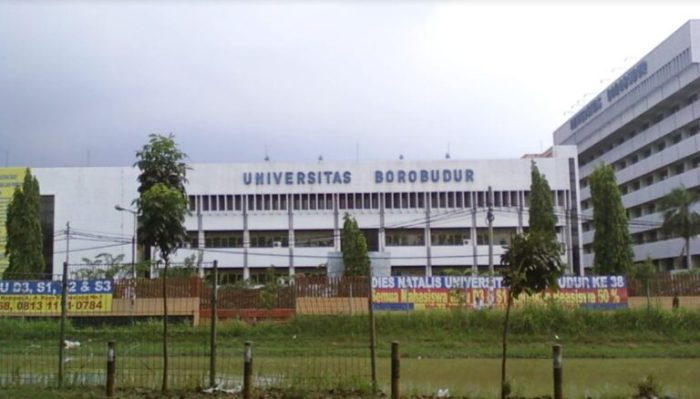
[2,308,700,397]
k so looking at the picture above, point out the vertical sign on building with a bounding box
[0,168,27,276]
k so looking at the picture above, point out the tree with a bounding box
[78,253,127,279]
[134,134,189,393]
[589,164,633,275]
[658,186,700,270]
[630,257,656,311]
[529,161,557,245]
[341,213,370,276]
[135,134,188,197]
[260,266,279,309]
[3,169,44,280]
[499,232,563,399]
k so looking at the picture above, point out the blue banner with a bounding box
[0,280,113,295]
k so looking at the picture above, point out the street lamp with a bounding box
[115,205,137,279]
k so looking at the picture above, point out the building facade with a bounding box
[553,20,700,272]
[25,146,582,278]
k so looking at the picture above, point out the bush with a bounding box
[634,374,662,398]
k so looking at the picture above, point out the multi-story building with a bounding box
[553,20,700,272]
[6,145,582,278]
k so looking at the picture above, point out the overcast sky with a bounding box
[2,1,700,168]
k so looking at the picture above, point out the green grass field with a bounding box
[2,306,700,397]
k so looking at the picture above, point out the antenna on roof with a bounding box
[264,144,270,162]
[318,155,323,162]
[399,154,404,160]
[445,142,451,159]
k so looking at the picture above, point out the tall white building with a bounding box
[553,20,700,271]
[27,146,582,278]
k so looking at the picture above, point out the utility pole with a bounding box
[487,187,495,276]
[64,222,70,268]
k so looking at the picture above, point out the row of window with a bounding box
[188,190,571,213]
[187,227,522,249]
[579,91,699,169]
[583,228,678,253]
[578,49,695,166]
[580,121,699,191]
[581,156,700,211]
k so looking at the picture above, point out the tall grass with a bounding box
[3,305,700,343]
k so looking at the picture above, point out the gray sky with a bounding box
[2,2,700,167]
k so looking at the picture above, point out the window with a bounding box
[188,196,196,212]
[186,231,199,248]
[295,230,333,247]
[674,163,685,175]
[204,231,243,248]
[247,195,254,211]
[409,192,417,208]
[430,229,470,246]
[280,195,288,210]
[249,231,288,248]
[492,228,517,246]
[386,229,425,246]
[202,196,210,211]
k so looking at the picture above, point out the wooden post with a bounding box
[209,260,218,388]
[368,274,377,392]
[106,341,116,397]
[243,341,253,399]
[58,260,68,388]
[553,343,563,399]
[391,341,400,399]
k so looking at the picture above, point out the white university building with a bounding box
[553,20,700,271]
[31,146,583,279]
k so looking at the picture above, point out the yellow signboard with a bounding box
[0,168,27,275]
[0,294,112,314]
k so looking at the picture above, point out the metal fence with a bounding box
[0,263,373,392]
[627,272,700,296]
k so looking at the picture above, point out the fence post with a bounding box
[106,341,116,397]
[391,341,400,399]
[367,275,377,392]
[243,341,253,399]
[552,343,563,399]
[209,260,218,388]
[58,261,68,388]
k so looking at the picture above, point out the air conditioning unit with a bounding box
[462,239,471,246]
[272,241,282,248]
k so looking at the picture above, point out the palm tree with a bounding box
[658,187,700,270]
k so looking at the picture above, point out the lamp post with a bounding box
[115,205,137,279]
